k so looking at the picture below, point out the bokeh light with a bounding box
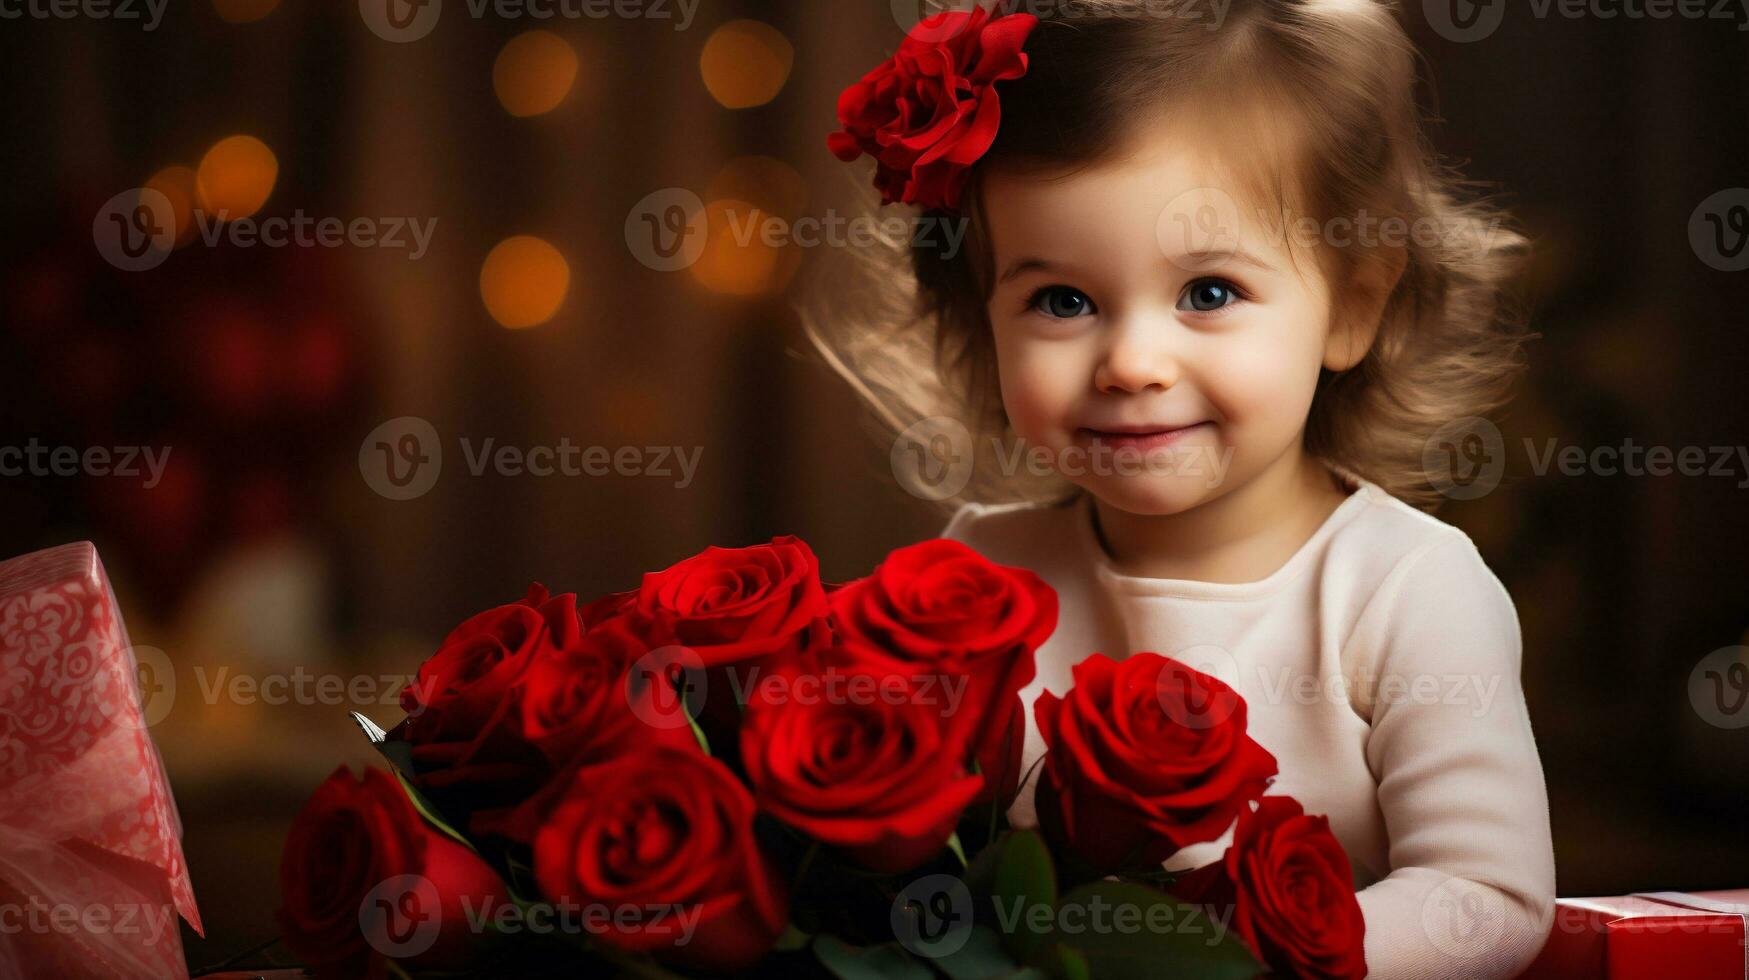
[480,236,570,329]
[493,30,579,118]
[212,0,280,23]
[707,156,808,222]
[145,165,199,246]
[688,199,799,298]
[195,135,278,221]
[699,20,793,110]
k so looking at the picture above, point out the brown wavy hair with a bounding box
[806,0,1532,511]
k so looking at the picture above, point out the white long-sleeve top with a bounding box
[941,475,1556,979]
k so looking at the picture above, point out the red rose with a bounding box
[741,660,985,873]
[467,615,700,843]
[629,536,833,738]
[579,586,636,630]
[1034,653,1278,873]
[827,538,1055,803]
[399,583,581,738]
[393,585,582,827]
[278,766,509,979]
[532,747,788,972]
[633,535,830,669]
[1171,797,1368,980]
[827,7,1037,211]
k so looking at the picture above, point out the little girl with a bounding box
[816,2,1556,978]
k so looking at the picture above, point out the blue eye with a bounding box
[1179,278,1242,313]
[1029,286,1096,319]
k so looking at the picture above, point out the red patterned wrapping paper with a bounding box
[0,541,202,979]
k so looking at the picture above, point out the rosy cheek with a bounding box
[995,334,1075,442]
[1203,327,1322,435]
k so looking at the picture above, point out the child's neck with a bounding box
[1089,448,1353,584]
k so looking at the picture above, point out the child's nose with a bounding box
[1093,314,1182,394]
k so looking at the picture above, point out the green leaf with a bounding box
[348,717,479,854]
[350,711,475,850]
[386,757,477,853]
[813,936,936,980]
[688,709,710,755]
[1053,881,1260,980]
[946,832,969,869]
[935,925,1021,980]
[991,830,1057,964]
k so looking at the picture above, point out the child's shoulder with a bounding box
[1335,481,1504,593]
[1334,482,1518,644]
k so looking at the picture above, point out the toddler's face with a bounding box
[981,119,1361,516]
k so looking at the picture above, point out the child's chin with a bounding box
[1081,473,1222,518]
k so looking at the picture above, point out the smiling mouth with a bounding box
[1077,422,1212,450]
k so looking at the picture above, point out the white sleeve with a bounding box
[1346,534,1556,980]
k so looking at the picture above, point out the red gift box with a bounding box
[0,541,203,979]
[1523,890,1749,980]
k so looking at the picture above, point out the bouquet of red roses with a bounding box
[278,536,1367,979]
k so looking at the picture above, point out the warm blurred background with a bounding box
[1,0,1746,970]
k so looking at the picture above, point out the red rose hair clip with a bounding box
[827,6,1038,212]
